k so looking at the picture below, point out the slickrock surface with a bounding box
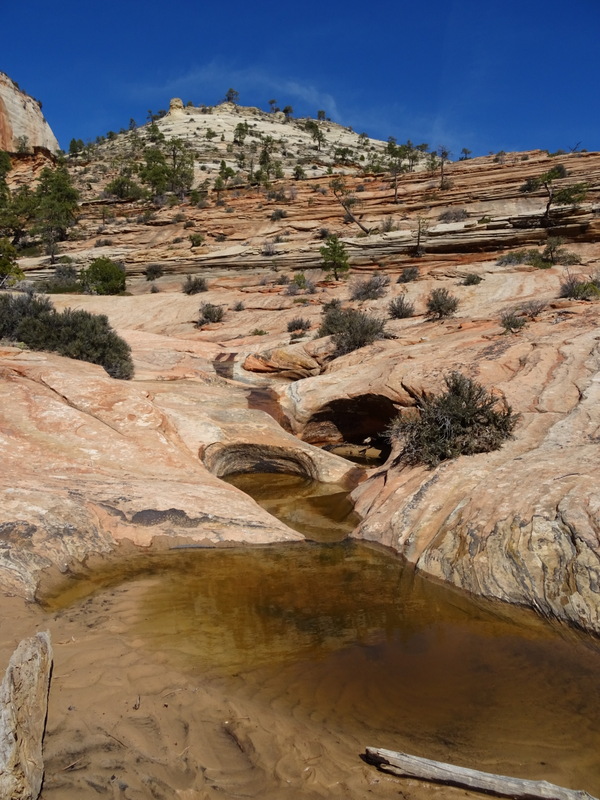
[0,345,359,599]
[0,72,59,153]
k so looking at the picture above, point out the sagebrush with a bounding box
[388,372,519,468]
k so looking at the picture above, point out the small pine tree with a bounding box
[319,235,349,280]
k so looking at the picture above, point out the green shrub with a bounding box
[80,257,126,295]
[105,175,146,200]
[350,273,390,301]
[250,328,268,336]
[388,295,415,319]
[197,303,224,324]
[182,275,207,294]
[426,287,459,319]
[189,233,205,247]
[318,306,387,355]
[397,267,419,283]
[388,372,519,468]
[438,208,468,223]
[519,300,546,319]
[497,242,579,269]
[42,263,80,293]
[559,271,600,300]
[144,264,164,281]
[462,273,483,285]
[0,293,133,379]
[270,208,287,221]
[287,317,311,333]
[500,309,527,333]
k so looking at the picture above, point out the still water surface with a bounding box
[42,474,600,794]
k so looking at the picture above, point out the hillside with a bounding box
[2,97,600,800]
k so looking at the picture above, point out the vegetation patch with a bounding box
[318,305,388,356]
[425,287,459,319]
[80,257,126,295]
[388,295,415,319]
[388,372,519,468]
[182,275,208,294]
[350,273,390,301]
[0,293,133,379]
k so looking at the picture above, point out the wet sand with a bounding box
[3,541,600,800]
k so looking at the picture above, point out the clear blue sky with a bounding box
[3,0,599,156]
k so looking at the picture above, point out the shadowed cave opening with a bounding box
[302,393,398,464]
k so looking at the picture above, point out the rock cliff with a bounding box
[0,72,59,153]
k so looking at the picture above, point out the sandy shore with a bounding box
[2,582,475,800]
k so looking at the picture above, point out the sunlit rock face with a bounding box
[0,72,59,153]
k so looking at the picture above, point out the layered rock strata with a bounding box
[0,72,59,153]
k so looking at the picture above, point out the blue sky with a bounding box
[3,0,599,156]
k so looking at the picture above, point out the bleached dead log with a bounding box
[364,747,598,800]
[0,632,53,800]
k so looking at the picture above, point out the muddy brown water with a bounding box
[39,475,600,798]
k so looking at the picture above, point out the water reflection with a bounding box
[223,472,360,541]
[42,541,600,792]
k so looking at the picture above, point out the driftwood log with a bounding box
[364,747,599,800]
[0,632,53,800]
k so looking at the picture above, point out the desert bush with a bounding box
[250,328,268,336]
[150,284,160,293]
[287,317,311,333]
[262,241,276,256]
[233,301,245,311]
[380,216,395,232]
[462,273,483,285]
[318,306,387,355]
[144,264,164,281]
[189,233,205,247]
[318,227,331,239]
[388,371,519,468]
[80,257,126,295]
[438,208,468,223]
[426,287,459,319]
[497,242,580,269]
[559,271,600,300]
[500,309,527,333]
[285,282,300,296]
[305,279,317,294]
[42,263,80,293]
[182,275,207,294]
[397,267,419,283]
[0,293,133,379]
[350,273,390,301]
[519,300,547,319]
[388,295,415,319]
[197,303,224,324]
[497,249,539,267]
[542,238,580,266]
[94,238,113,248]
[270,208,287,221]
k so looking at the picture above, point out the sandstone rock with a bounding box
[0,72,59,153]
[0,632,52,800]
[0,346,360,598]
[243,345,321,379]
